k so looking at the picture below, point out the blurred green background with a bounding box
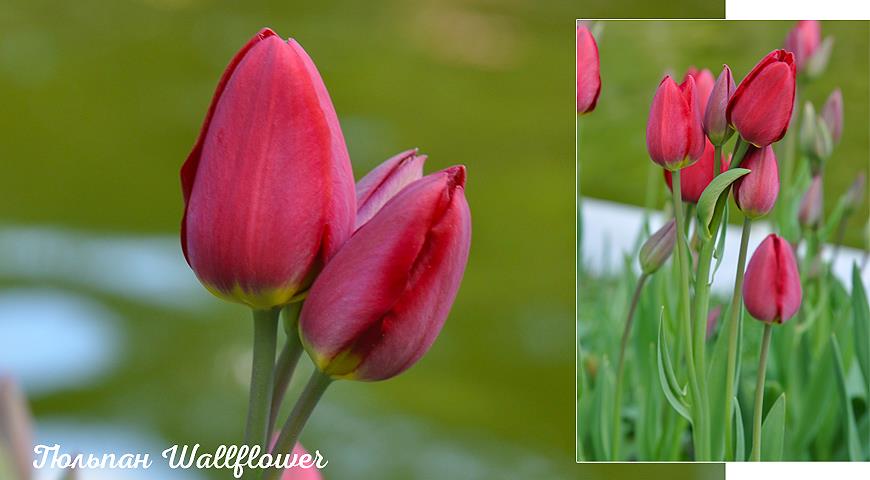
[577,0,723,19]
[0,1,730,479]
[580,20,870,247]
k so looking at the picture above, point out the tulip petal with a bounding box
[355,150,426,229]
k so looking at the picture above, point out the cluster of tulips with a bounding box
[577,21,868,461]
[181,28,471,478]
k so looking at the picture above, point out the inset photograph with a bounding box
[577,20,870,462]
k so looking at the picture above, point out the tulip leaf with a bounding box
[760,393,786,461]
[733,396,745,461]
[792,339,834,450]
[597,359,614,460]
[696,168,751,240]
[851,263,870,400]
[831,335,863,461]
[657,311,692,424]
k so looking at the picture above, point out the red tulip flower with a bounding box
[685,67,715,114]
[733,145,779,219]
[300,166,471,381]
[703,65,737,146]
[663,139,730,203]
[646,75,705,171]
[355,149,426,230]
[180,28,356,309]
[742,234,802,324]
[784,20,821,73]
[577,24,601,115]
[798,174,824,229]
[727,50,796,147]
[822,89,844,144]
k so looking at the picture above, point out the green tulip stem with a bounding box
[723,217,752,460]
[268,303,305,437]
[671,170,705,459]
[731,136,750,168]
[264,369,332,480]
[750,323,773,461]
[713,145,722,179]
[612,272,650,459]
[245,308,280,450]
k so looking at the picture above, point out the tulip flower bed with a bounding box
[577,21,870,462]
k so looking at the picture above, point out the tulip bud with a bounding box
[180,29,356,309]
[800,102,833,173]
[821,88,844,144]
[577,25,601,115]
[646,75,706,171]
[798,175,824,229]
[355,149,426,230]
[844,172,866,214]
[685,67,715,113]
[742,234,802,324]
[733,146,780,219]
[703,65,737,146]
[805,37,834,79]
[300,166,471,381]
[784,20,821,73]
[727,50,796,147]
[639,219,676,274]
[663,139,730,203]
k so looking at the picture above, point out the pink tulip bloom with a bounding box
[355,149,426,230]
[663,139,730,203]
[743,234,802,324]
[576,24,601,114]
[727,50,796,147]
[733,145,780,219]
[784,20,822,72]
[703,65,737,146]
[646,75,706,171]
[685,67,715,114]
[180,28,356,309]
[300,166,472,381]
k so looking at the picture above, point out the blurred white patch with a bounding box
[0,289,122,395]
[0,226,212,310]
[580,197,870,294]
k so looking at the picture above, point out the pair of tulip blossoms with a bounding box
[180,28,471,479]
[577,21,850,461]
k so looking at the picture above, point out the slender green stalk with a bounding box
[268,303,304,436]
[723,217,752,460]
[713,145,722,178]
[264,370,332,480]
[731,136,750,169]
[750,323,773,461]
[671,171,705,459]
[245,308,280,450]
[612,273,649,459]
